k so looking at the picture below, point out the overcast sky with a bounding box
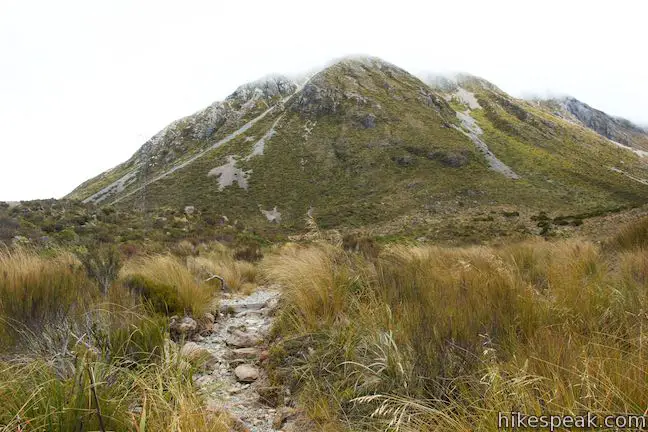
[1,0,647,201]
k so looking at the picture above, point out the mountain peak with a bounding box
[68,58,648,234]
[422,72,501,94]
[288,55,434,117]
[227,74,297,105]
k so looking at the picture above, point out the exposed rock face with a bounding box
[291,80,342,116]
[227,75,297,104]
[535,96,648,150]
[290,56,417,118]
[68,75,298,204]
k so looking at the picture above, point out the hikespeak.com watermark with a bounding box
[499,411,648,431]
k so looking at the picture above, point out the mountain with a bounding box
[530,96,648,152]
[67,57,648,236]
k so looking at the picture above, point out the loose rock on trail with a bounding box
[191,287,298,432]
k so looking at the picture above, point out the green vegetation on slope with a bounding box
[67,59,648,238]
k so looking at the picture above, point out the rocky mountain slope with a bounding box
[67,57,648,234]
[531,96,648,151]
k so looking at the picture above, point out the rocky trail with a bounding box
[187,287,299,432]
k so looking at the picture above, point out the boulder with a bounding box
[226,329,261,348]
[361,113,376,128]
[234,364,259,383]
[178,317,197,333]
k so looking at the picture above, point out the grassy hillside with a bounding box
[66,58,648,238]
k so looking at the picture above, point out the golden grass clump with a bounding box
[121,254,216,316]
[260,243,361,333]
[188,243,258,293]
[0,248,97,344]
[0,248,229,431]
[606,215,648,251]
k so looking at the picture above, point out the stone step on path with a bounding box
[192,287,298,432]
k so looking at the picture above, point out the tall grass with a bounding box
[262,228,648,430]
[188,242,258,293]
[0,343,230,432]
[261,243,364,333]
[0,248,98,347]
[606,216,648,250]
[0,248,229,431]
[121,255,216,316]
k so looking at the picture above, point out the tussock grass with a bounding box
[263,233,648,431]
[0,248,98,346]
[121,255,216,316]
[0,342,230,432]
[261,243,363,333]
[606,215,648,251]
[0,248,228,431]
[188,242,258,293]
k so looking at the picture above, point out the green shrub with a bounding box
[122,274,184,315]
[120,255,215,316]
[78,244,122,295]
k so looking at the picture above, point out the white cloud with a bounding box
[1,0,646,200]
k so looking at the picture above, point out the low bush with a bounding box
[77,244,122,295]
[120,254,216,316]
[122,274,184,315]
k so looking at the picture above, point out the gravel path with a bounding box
[192,288,296,432]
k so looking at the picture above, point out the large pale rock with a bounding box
[234,364,259,383]
[226,329,261,348]
[178,317,197,333]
